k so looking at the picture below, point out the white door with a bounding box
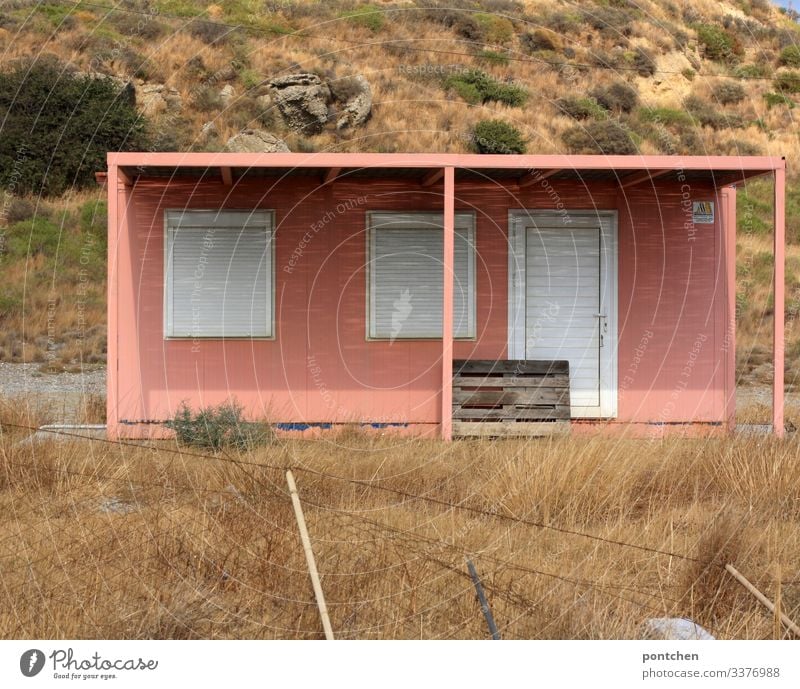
[508,212,617,418]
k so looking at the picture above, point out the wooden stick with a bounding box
[725,564,800,638]
[774,566,782,641]
[286,470,335,640]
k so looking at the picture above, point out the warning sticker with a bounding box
[692,201,714,224]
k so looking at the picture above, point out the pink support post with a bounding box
[725,186,737,432]
[774,166,786,437]
[106,164,119,438]
[442,167,455,441]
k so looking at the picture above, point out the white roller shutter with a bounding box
[165,210,273,338]
[368,213,475,339]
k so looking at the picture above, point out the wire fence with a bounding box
[1,422,798,640]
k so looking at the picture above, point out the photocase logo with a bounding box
[390,288,413,343]
[20,649,45,677]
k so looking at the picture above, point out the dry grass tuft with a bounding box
[2,402,799,639]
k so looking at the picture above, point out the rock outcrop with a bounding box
[267,73,331,135]
[334,75,372,130]
[224,129,290,153]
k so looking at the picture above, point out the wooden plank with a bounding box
[518,169,561,189]
[453,421,571,438]
[453,374,569,388]
[453,389,568,406]
[454,360,569,375]
[323,167,341,184]
[421,168,445,187]
[453,407,570,421]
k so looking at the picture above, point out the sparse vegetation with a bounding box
[685,95,745,130]
[589,81,639,114]
[773,70,800,94]
[562,120,637,155]
[520,28,562,53]
[713,81,746,105]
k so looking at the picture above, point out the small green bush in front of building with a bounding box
[166,400,274,451]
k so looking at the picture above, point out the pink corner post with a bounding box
[106,163,119,438]
[442,167,455,441]
[774,166,786,437]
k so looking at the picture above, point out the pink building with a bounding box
[103,153,787,439]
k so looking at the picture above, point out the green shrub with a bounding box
[238,69,264,90]
[561,120,637,154]
[764,92,795,109]
[590,81,639,113]
[472,119,526,154]
[712,81,745,105]
[694,24,741,63]
[638,107,693,127]
[555,96,607,120]
[445,69,527,107]
[4,217,61,257]
[779,45,800,68]
[0,57,148,196]
[340,4,385,32]
[473,13,514,44]
[773,70,800,93]
[166,400,274,451]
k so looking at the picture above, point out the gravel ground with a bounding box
[0,362,106,396]
[0,362,106,423]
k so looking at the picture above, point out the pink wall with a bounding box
[109,175,732,436]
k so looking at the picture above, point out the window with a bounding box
[164,209,274,338]
[368,212,476,339]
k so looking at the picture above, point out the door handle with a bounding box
[596,313,608,347]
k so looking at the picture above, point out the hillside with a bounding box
[1,0,800,385]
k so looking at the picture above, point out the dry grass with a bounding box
[1,401,799,639]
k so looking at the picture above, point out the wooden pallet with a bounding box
[452,360,571,438]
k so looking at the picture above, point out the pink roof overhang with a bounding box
[105,152,785,188]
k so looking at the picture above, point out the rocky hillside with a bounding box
[1,0,800,384]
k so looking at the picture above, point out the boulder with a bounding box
[200,121,219,140]
[334,74,372,130]
[640,618,715,641]
[220,84,235,105]
[224,129,290,153]
[136,83,181,117]
[268,73,331,135]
